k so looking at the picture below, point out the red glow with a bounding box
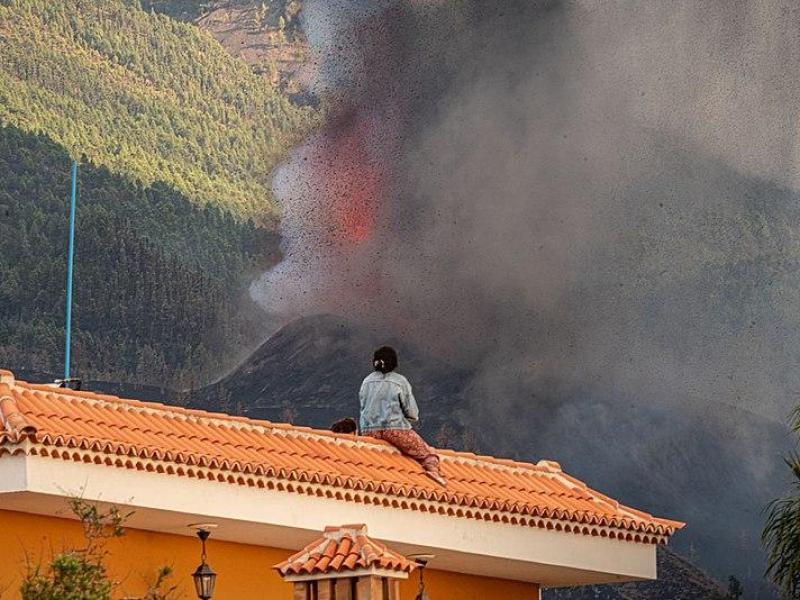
[312,115,384,246]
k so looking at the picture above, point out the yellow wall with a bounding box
[0,510,539,600]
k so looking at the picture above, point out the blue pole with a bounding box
[64,160,77,380]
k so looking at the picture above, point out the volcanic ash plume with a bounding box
[253,107,393,317]
[254,0,800,424]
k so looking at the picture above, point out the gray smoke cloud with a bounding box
[249,0,800,585]
[254,0,800,419]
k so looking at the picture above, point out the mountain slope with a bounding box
[0,0,318,385]
[194,314,477,449]
[144,0,308,94]
[0,126,276,385]
[0,0,317,219]
[545,546,727,599]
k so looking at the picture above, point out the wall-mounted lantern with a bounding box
[408,554,435,600]
[192,528,217,600]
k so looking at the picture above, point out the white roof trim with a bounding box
[0,451,658,586]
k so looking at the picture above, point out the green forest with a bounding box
[0,0,317,386]
[0,0,316,220]
[0,126,278,387]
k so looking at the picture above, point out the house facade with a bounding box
[0,369,683,599]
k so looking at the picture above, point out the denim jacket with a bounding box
[359,371,419,432]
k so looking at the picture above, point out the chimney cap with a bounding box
[274,524,417,580]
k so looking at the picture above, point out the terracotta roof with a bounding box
[274,524,417,577]
[0,369,683,543]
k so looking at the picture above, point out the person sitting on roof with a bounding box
[359,346,447,486]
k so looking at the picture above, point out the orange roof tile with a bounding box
[0,370,683,543]
[274,524,417,577]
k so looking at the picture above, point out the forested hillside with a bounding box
[0,0,316,219]
[0,0,317,386]
[0,126,278,386]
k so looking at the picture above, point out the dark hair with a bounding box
[373,346,398,373]
[331,417,357,434]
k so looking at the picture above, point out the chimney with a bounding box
[274,524,417,600]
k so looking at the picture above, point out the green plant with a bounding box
[20,498,129,600]
[254,2,268,31]
[762,408,800,598]
[22,552,114,600]
[20,498,180,600]
[140,566,179,600]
